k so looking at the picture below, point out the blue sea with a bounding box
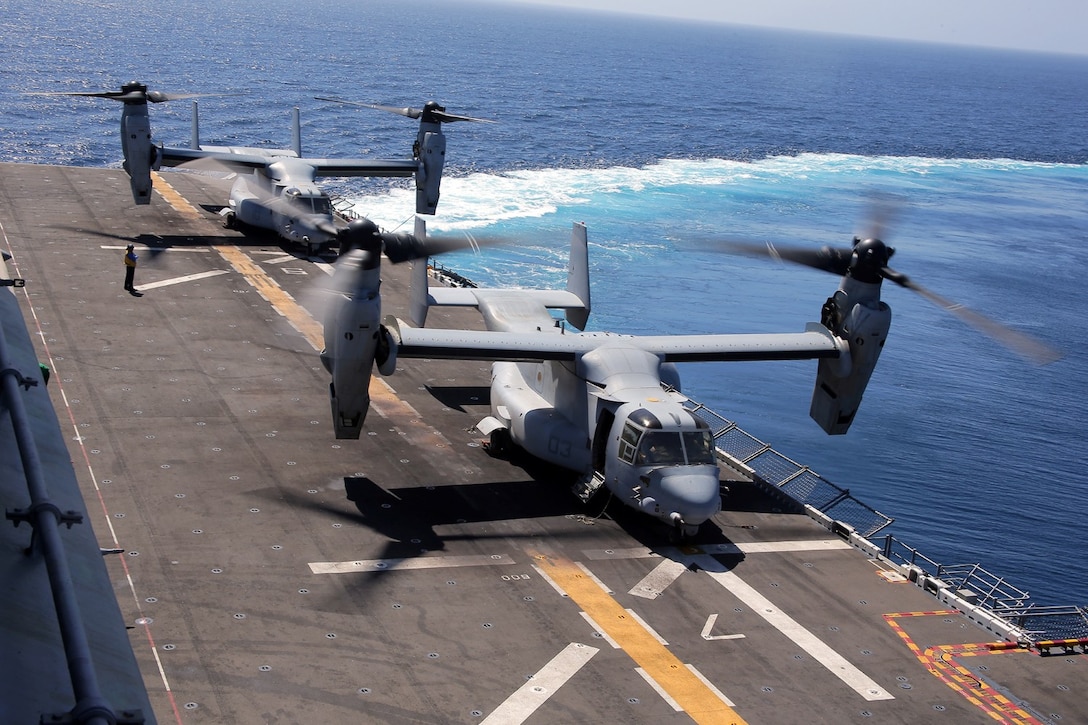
[2,0,1086,607]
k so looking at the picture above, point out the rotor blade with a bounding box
[31,89,226,103]
[145,90,225,103]
[428,109,497,124]
[882,266,1063,365]
[315,97,495,124]
[715,239,854,276]
[381,230,506,264]
[859,191,904,246]
[315,97,422,118]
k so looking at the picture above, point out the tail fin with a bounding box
[565,222,591,330]
[409,217,431,327]
[190,101,200,149]
[291,107,302,157]
[406,221,591,330]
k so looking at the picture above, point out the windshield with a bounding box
[283,189,333,215]
[682,430,716,464]
[633,430,715,466]
[635,432,684,465]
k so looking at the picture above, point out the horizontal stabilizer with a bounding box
[426,287,587,312]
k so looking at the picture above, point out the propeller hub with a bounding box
[339,219,384,264]
[849,238,894,284]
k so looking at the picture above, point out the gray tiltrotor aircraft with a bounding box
[46,82,490,252]
[319,221,1061,536]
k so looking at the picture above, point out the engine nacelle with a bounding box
[120,102,158,205]
[321,251,385,439]
[414,128,445,215]
[810,286,891,435]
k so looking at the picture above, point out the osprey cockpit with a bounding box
[283,186,334,216]
[607,403,722,537]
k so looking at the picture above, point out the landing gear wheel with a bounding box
[669,521,701,544]
[223,211,236,229]
[487,427,512,458]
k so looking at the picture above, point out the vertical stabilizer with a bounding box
[291,107,302,156]
[566,222,591,330]
[409,217,430,327]
[190,101,200,149]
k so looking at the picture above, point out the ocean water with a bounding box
[2,0,1086,606]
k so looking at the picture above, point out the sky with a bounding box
[495,0,1087,56]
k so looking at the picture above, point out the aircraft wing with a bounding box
[389,319,843,363]
[157,147,420,179]
[305,158,419,178]
[626,324,842,362]
[159,146,277,171]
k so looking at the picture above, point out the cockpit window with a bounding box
[630,429,716,466]
[682,430,716,464]
[619,422,641,463]
[635,432,686,465]
[283,189,333,215]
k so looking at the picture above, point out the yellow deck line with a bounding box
[150,173,445,444]
[151,171,203,221]
[532,550,748,724]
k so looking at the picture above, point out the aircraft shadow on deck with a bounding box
[320,453,802,558]
[423,384,491,413]
[56,224,324,256]
[282,453,828,612]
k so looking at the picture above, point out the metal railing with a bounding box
[680,395,894,537]
[678,388,1088,643]
[881,536,1088,642]
[2,254,144,723]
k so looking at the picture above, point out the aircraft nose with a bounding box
[654,467,721,527]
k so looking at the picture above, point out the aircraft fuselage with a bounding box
[488,339,722,536]
[223,157,338,253]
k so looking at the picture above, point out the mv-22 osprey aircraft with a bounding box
[47,81,490,253]
[318,218,1060,537]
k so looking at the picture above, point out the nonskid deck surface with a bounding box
[1,162,1084,723]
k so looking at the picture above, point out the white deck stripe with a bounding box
[700,613,746,641]
[481,643,599,724]
[693,555,894,702]
[703,540,853,555]
[591,538,852,562]
[576,561,613,594]
[100,244,213,253]
[577,612,621,649]
[629,558,688,600]
[627,540,853,599]
[625,609,669,645]
[135,269,229,290]
[685,664,737,707]
[308,553,513,574]
[635,668,684,711]
[261,254,301,264]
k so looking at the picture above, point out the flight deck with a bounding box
[2,162,1085,724]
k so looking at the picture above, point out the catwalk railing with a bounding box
[680,394,894,538]
[1,254,142,724]
[679,389,1088,644]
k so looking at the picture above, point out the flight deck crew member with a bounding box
[123,243,139,294]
